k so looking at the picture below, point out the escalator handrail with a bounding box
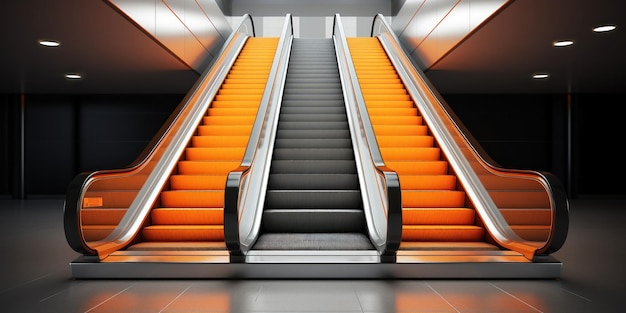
[332,14,402,262]
[224,14,294,259]
[63,14,256,257]
[371,14,569,258]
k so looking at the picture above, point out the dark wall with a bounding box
[443,94,566,173]
[1,92,622,198]
[1,94,182,197]
[572,94,623,196]
[443,93,623,198]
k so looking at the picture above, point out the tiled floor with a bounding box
[0,197,623,312]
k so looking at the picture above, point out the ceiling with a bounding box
[1,0,625,95]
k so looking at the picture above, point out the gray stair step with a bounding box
[252,233,374,250]
[277,121,348,130]
[283,94,344,101]
[276,129,350,139]
[278,113,347,122]
[267,173,359,189]
[274,138,352,149]
[284,83,342,89]
[285,78,341,84]
[281,100,345,107]
[265,190,362,209]
[272,148,354,160]
[279,107,345,115]
[262,209,365,233]
[283,88,342,95]
[270,160,356,174]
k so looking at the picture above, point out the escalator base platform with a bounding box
[68,255,563,279]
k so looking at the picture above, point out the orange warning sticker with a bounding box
[83,197,103,207]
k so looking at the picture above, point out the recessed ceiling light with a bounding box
[39,40,60,47]
[553,40,574,47]
[593,25,616,33]
[65,73,82,80]
[532,73,549,79]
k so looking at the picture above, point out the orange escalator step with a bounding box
[177,161,239,175]
[141,225,224,242]
[365,100,414,108]
[366,108,417,116]
[380,147,441,161]
[386,161,449,175]
[207,108,259,116]
[401,190,466,208]
[369,115,422,125]
[151,208,223,225]
[160,190,224,208]
[402,225,484,242]
[214,94,263,101]
[196,125,252,136]
[191,136,250,148]
[203,115,256,125]
[185,147,245,161]
[372,125,427,136]
[376,135,434,148]
[398,175,457,190]
[169,175,227,190]
[402,208,475,225]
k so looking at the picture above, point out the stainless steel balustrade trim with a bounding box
[371,14,567,259]
[333,14,401,262]
[225,14,294,260]
[69,14,256,258]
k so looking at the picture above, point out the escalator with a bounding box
[348,37,499,253]
[75,37,278,260]
[64,14,284,270]
[246,38,377,261]
[65,14,567,279]
[343,13,568,271]
[121,37,278,253]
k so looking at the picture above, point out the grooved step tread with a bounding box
[267,174,359,190]
[373,125,428,136]
[196,125,252,136]
[381,147,441,161]
[191,135,250,147]
[160,191,224,208]
[385,161,449,175]
[402,225,484,242]
[177,161,240,175]
[377,136,434,147]
[168,175,226,190]
[151,208,223,225]
[141,225,224,242]
[403,208,475,225]
[185,147,245,161]
[265,190,362,209]
[397,175,457,190]
[402,190,466,208]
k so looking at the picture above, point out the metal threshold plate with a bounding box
[245,250,381,263]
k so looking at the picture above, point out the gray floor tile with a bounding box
[0,198,624,312]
